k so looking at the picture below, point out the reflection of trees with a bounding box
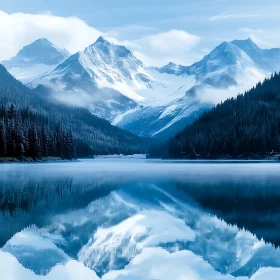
[177,180,280,246]
[0,178,73,215]
[0,176,116,247]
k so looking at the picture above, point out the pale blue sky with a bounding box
[1,0,280,66]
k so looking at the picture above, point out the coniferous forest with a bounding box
[0,104,76,159]
[149,72,280,159]
[0,64,148,160]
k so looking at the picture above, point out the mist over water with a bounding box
[1,159,280,279]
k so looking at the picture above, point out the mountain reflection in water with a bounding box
[1,159,280,279]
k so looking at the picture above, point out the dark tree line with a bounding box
[176,178,280,247]
[149,72,280,158]
[0,104,77,159]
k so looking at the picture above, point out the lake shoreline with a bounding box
[0,157,80,164]
[2,154,280,163]
[0,154,147,163]
[149,153,280,161]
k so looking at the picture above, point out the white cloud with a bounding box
[197,66,267,105]
[0,11,102,61]
[210,12,259,22]
[104,29,200,66]
[148,30,200,53]
[104,25,158,40]
[124,29,201,66]
[238,27,280,49]
[0,11,200,67]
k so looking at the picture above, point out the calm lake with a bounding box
[1,159,280,280]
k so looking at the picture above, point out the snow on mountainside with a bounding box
[30,36,196,125]
[16,37,280,139]
[2,38,69,83]
[231,38,280,72]
[159,39,269,85]
[117,39,274,138]
[31,36,195,106]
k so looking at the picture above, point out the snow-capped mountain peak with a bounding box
[33,37,190,104]
[191,41,253,72]
[3,38,69,67]
[158,40,256,92]
[94,35,107,44]
[158,62,184,75]
[38,36,152,103]
[231,38,280,71]
[2,38,69,83]
[231,37,260,51]
[81,36,144,76]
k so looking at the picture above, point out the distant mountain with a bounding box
[19,37,280,139]
[36,36,150,98]
[2,38,69,83]
[159,38,280,89]
[0,64,147,156]
[149,73,280,159]
[159,39,269,87]
[31,36,146,121]
[231,38,280,72]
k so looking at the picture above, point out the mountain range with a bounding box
[2,37,280,139]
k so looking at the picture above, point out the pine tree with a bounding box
[0,120,6,156]
[41,125,49,157]
[69,130,76,159]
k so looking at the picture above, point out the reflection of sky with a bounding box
[1,160,280,279]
